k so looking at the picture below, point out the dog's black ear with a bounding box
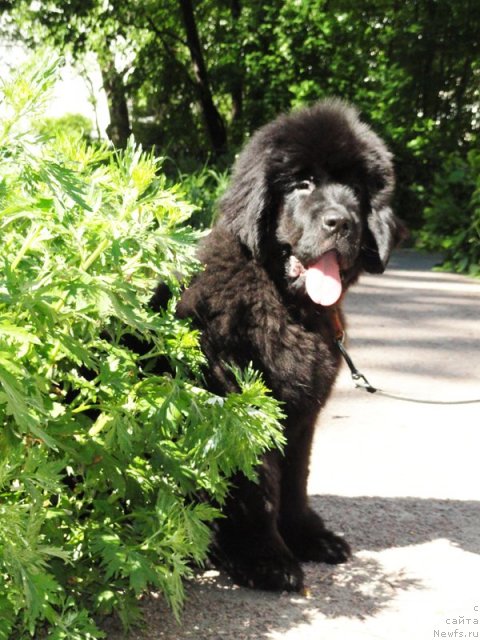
[360,138,406,273]
[218,140,273,259]
[363,207,407,273]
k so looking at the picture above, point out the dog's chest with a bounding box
[186,263,341,409]
[246,292,340,407]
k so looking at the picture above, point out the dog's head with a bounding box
[219,99,405,306]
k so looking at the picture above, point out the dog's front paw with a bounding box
[304,529,351,564]
[216,549,305,592]
[244,554,305,592]
[281,509,351,564]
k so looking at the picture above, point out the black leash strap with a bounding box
[335,337,480,406]
[335,338,377,394]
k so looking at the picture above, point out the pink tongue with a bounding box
[305,251,342,306]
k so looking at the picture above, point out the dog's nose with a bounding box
[321,210,352,236]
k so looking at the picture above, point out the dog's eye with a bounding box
[295,178,315,192]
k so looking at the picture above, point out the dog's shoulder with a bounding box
[177,227,269,319]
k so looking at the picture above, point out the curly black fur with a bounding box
[174,99,404,592]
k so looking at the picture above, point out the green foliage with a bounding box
[175,165,229,228]
[418,150,480,276]
[0,57,285,638]
[38,114,93,142]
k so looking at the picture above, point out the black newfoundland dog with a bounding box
[174,99,404,593]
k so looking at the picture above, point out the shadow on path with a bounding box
[313,494,480,556]
[106,495,479,640]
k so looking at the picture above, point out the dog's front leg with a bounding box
[209,449,305,592]
[278,413,351,564]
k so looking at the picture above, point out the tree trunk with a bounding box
[178,0,227,156]
[230,0,243,126]
[420,0,439,119]
[98,49,131,148]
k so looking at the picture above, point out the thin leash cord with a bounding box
[335,338,480,406]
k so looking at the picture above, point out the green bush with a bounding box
[38,114,93,142]
[0,58,284,639]
[176,165,230,228]
[419,150,480,276]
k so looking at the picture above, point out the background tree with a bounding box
[178,0,227,155]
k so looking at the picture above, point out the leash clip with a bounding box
[351,371,377,394]
[331,305,377,394]
[335,338,377,394]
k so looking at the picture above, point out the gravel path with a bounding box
[105,250,480,640]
